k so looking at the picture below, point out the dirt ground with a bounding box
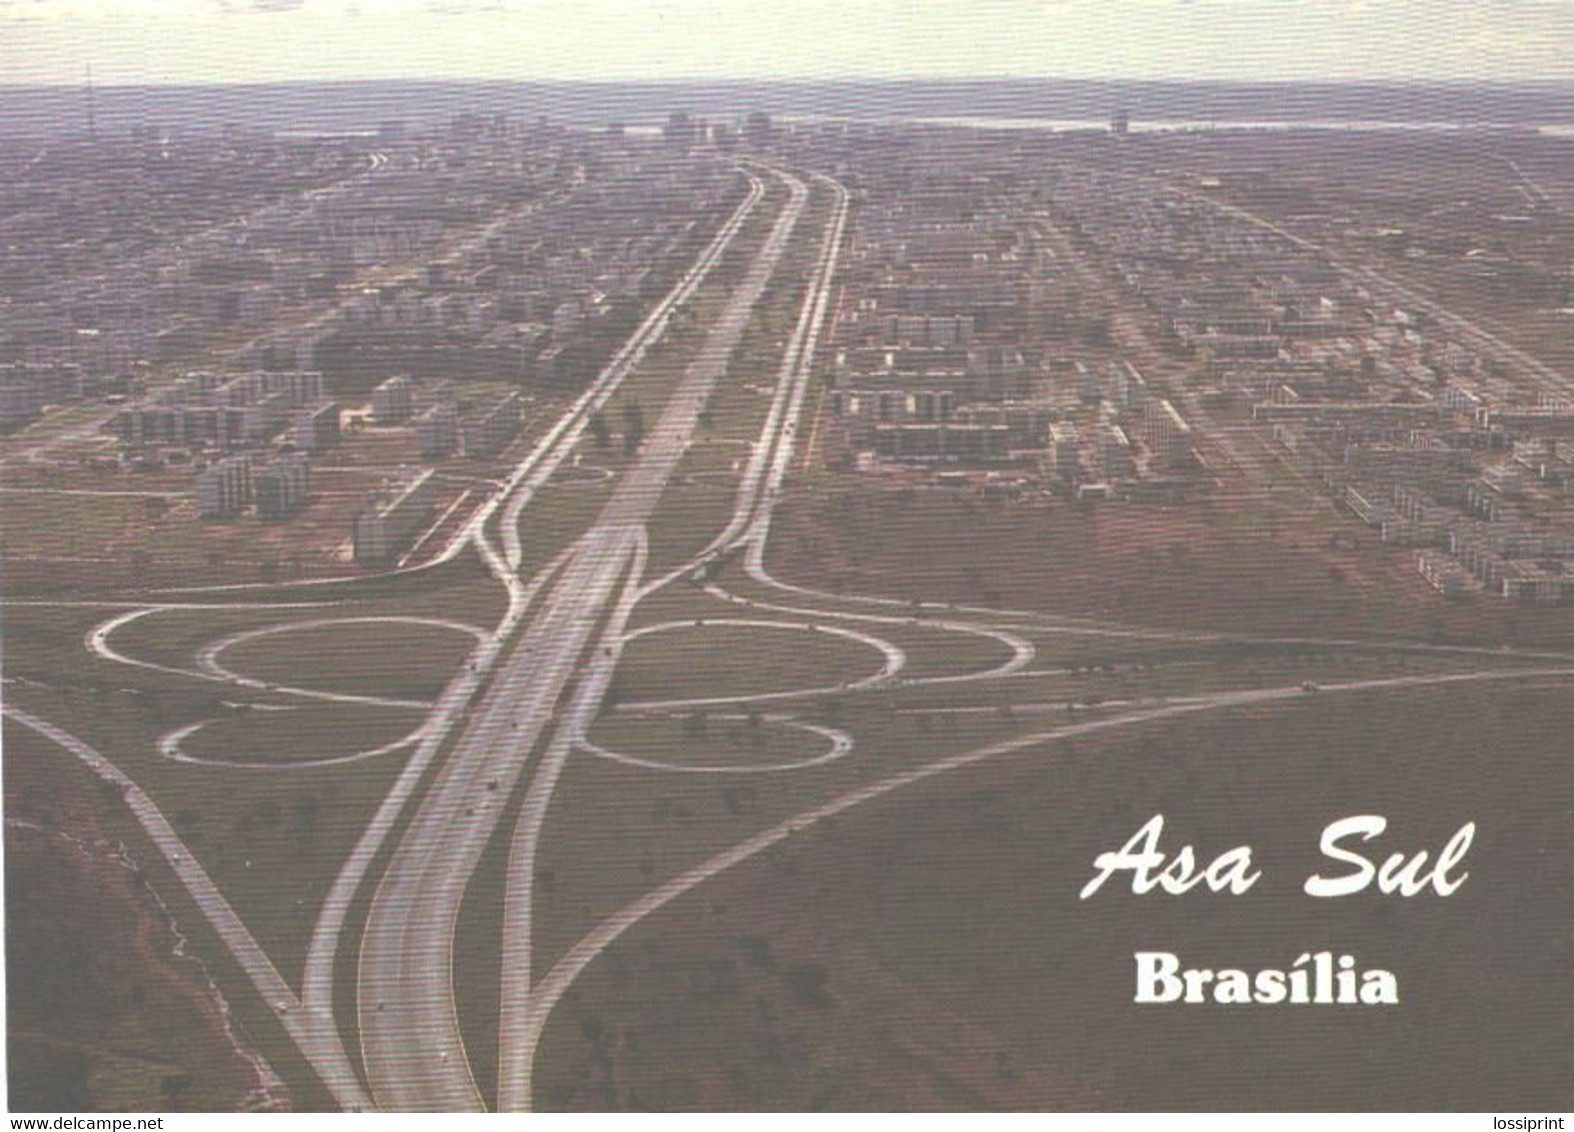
[767,475,1574,650]
[4,728,283,1112]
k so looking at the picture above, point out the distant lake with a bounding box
[272,129,381,140]
[902,116,1574,135]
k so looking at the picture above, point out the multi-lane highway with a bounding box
[356,165,810,1110]
[494,165,845,1112]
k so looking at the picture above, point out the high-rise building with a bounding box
[292,402,342,452]
[255,456,311,520]
[371,376,415,424]
[195,455,253,518]
[415,402,460,459]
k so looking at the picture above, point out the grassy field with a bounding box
[610,621,889,706]
[0,491,154,561]
[216,620,478,703]
[586,712,838,771]
[529,679,1574,1110]
[526,702,1030,979]
[521,628,1547,988]
[1,684,409,990]
[763,475,1574,651]
[4,728,277,1112]
[171,702,423,767]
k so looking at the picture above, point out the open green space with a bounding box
[638,478,742,579]
[2,683,410,990]
[867,642,1544,718]
[0,492,156,557]
[586,712,836,772]
[173,701,423,767]
[523,701,1030,978]
[529,679,1573,1110]
[610,620,889,707]
[217,619,478,703]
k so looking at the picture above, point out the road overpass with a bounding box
[356,165,810,1110]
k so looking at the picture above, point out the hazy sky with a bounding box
[1,0,1570,86]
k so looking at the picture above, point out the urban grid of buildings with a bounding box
[2,110,1570,598]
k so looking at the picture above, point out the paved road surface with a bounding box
[495,166,838,1112]
[297,169,767,1031]
[356,167,808,1111]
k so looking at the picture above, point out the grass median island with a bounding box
[506,469,617,582]
[1,603,198,692]
[636,187,837,580]
[105,605,325,675]
[350,568,508,630]
[72,567,502,686]
[170,700,423,767]
[585,711,837,772]
[495,183,798,584]
[639,477,743,578]
[621,574,1022,685]
[215,618,478,703]
[836,619,1016,683]
[610,620,890,706]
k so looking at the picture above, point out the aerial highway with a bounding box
[296,163,770,1073]
[15,153,1572,1114]
[356,164,809,1110]
[496,166,842,1110]
[19,157,775,1111]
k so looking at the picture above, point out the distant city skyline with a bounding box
[1,0,1571,87]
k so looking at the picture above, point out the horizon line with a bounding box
[3,73,1573,92]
